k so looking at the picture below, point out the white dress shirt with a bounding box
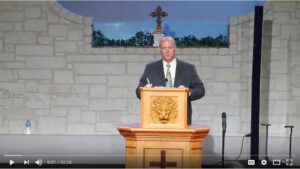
[163,58,177,86]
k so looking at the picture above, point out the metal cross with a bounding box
[150,5,168,34]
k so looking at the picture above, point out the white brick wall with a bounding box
[0,1,299,140]
[26,93,50,108]
[19,70,52,79]
[54,70,74,84]
[16,45,54,56]
[74,63,126,75]
[26,57,66,68]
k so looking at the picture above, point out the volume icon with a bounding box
[35,159,42,166]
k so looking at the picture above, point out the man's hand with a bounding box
[144,83,153,88]
[178,85,191,96]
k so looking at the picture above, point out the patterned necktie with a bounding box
[166,64,172,87]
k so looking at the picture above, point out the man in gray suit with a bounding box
[136,36,205,124]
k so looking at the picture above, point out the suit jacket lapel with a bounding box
[174,59,183,87]
[158,60,166,86]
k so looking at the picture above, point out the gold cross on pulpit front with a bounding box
[149,150,177,168]
[150,5,168,34]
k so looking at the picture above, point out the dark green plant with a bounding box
[92,29,228,47]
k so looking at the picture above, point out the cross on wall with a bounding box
[150,5,168,34]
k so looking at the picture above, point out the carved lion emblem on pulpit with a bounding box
[151,96,177,124]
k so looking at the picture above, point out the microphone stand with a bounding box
[222,129,225,167]
[261,123,271,163]
[222,112,226,167]
[285,125,294,166]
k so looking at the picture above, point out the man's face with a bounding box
[160,39,176,63]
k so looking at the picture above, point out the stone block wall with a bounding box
[261,1,300,136]
[0,1,94,134]
[0,0,299,139]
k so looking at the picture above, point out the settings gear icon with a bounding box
[261,159,267,166]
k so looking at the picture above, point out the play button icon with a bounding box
[9,160,15,166]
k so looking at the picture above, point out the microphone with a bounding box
[165,78,168,82]
[222,112,227,132]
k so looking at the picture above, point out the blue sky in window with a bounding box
[59,1,266,39]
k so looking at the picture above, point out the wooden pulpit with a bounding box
[118,87,209,168]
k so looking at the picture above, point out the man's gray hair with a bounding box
[159,36,176,47]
